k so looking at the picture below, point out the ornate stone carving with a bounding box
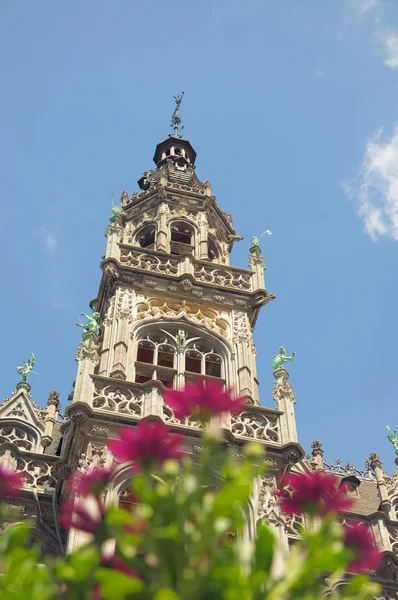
[179,278,193,291]
[69,410,88,424]
[92,383,143,416]
[230,410,280,443]
[194,264,252,291]
[120,248,178,275]
[15,457,56,490]
[232,311,251,346]
[213,294,226,302]
[311,440,323,457]
[272,371,296,409]
[75,340,100,365]
[0,426,35,451]
[135,298,229,338]
[47,390,60,408]
[90,425,109,437]
[283,449,301,465]
[323,458,375,481]
[163,404,202,429]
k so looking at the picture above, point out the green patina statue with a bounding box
[77,312,100,336]
[250,230,272,255]
[16,353,36,383]
[108,205,123,233]
[386,425,398,456]
[272,346,295,371]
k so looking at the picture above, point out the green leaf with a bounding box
[153,589,182,600]
[253,522,274,573]
[95,568,143,599]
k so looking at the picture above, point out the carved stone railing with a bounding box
[92,380,144,417]
[0,445,57,494]
[118,245,254,292]
[90,378,282,445]
[322,458,376,481]
[120,247,179,276]
[193,263,252,291]
[231,407,281,445]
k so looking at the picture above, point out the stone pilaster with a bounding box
[41,390,60,450]
[369,452,392,517]
[248,253,266,291]
[198,212,209,261]
[73,333,100,408]
[272,368,298,444]
[156,202,169,252]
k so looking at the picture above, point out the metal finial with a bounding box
[170,92,185,138]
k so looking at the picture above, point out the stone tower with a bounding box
[54,119,304,553]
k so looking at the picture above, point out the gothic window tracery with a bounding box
[0,423,37,452]
[135,333,176,389]
[134,327,226,390]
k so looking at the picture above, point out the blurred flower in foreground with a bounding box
[69,467,113,497]
[108,420,183,471]
[344,521,381,573]
[274,471,354,517]
[60,499,105,534]
[165,380,246,422]
[0,464,24,499]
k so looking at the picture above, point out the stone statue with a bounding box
[77,312,100,336]
[272,346,295,371]
[250,230,272,255]
[386,425,398,456]
[16,353,36,383]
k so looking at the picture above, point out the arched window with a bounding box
[170,221,194,256]
[135,224,156,249]
[133,327,227,390]
[135,333,176,389]
[208,236,220,262]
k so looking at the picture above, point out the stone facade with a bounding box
[1,131,397,597]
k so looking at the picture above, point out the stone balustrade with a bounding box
[118,245,255,292]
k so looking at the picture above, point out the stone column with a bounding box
[248,254,265,291]
[311,440,324,470]
[73,333,100,408]
[105,228,121,261]
[110,316,129,380]
[156,203,169,253]
[272,368,298,444]
[369,452,392,517]
[41,390,60,451]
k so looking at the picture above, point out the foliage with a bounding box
[0,384,383,599]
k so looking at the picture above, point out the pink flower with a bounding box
[60,499,104,534]
[164,381,246,421]
[344,521,381,573]
[108,420,182,471]
[274,471,354,517]
[69,467,113,497]
[102,555,141,580]
[0,465,24,499]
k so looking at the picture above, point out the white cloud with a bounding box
[40,227,58,254]
[342,126,398,241]
[350,0,379,16]
[381,32,398,69]
[313,68,325,77]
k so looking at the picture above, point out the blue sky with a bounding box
[1,0,398,472]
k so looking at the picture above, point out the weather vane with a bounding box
[170,92,185,138]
